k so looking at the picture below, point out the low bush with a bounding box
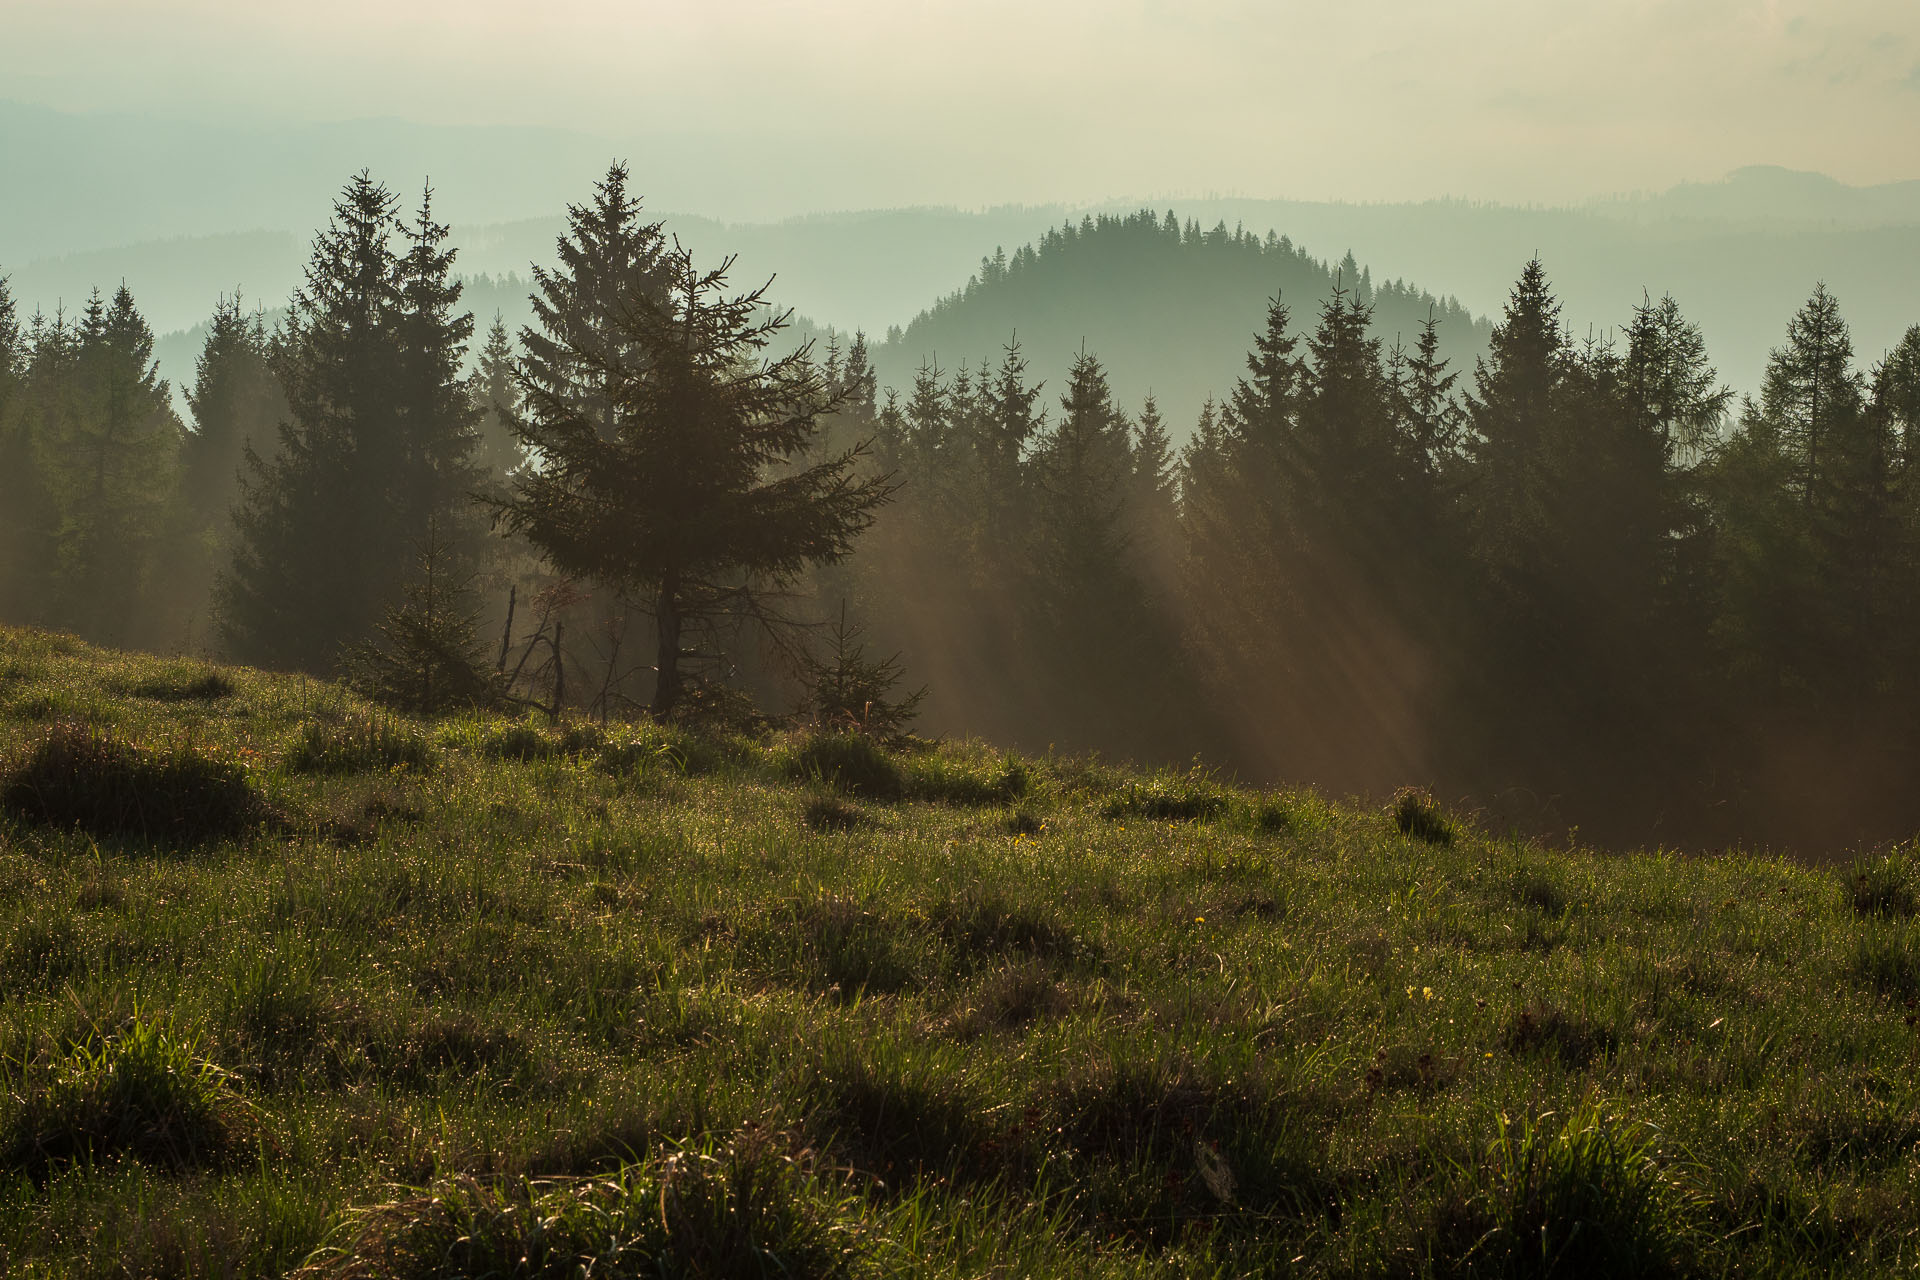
[1,723,265,843]
[286,716,436,775]
[4,1014,257,1176]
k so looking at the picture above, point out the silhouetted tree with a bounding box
[37,286,182,642]
[500,246,892,718]
[219,175,482,671]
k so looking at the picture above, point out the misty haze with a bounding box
[3,1,1920,1274]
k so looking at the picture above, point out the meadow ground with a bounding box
[1,623,1918,1277]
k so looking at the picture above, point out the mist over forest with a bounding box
[5,134,1920,856]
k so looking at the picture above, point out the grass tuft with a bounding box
[129,665,236,702]
[286,715,436,775]
[1847,847,1919,918]
[1500,1004,1616,1069]
[904,752,1030,807]
[1391,786,1455,845]
[1101,768,1229,823]
[4,1014,257,1176]
[803,795,868,833]
[1,722,264,843]
[302,1133,867,1280]
[1850,928,1920,999]
[480,721,556,762]
[793,733,905,800]
[1446,1105,1691,1278]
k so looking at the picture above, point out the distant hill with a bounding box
[1588,165,1920,228]
[868,210,1490,434]
[6,96,1917,419]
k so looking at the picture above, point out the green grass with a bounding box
[1,622,1919,1276]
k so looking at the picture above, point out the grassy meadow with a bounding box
[1,623,1919,1276]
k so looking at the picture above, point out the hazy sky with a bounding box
[7,0,1920,209]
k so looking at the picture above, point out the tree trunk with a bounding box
[651,572,683,719]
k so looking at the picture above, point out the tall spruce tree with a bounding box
[502,246,892,718]
[39,285,182,642]
[1712,285,1871,707]
[1465,259,1567,612]
[1296,282,1400,566]
[180,297,282,614]
[182,295,283,549]
[0,273,34,621]
[521,162,670,443]
[469,315,525,481]
[219,174,482,672]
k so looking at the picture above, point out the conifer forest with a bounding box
[4,163,1918,852]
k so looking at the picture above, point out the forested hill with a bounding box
[871,210,1489,433]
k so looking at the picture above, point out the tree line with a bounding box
[2,164,1917,849]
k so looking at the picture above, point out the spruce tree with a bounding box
[1127,393,1181,591]
[1713,286,1873,709]
[0,273,43,625]
[1297,282,1399,554]
[41,285,182,642]
[501,246,893,719]
[521,162,669,443]
[1396,309,1464,487]
[220,174,483,672]
[182,295,283,547]
[1464,260,1570,625]
[469,316,525,482]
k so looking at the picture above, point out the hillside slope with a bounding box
[0,624,1917,1276]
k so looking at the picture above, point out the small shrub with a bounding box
[302,1134,867,1280]
[803,795,867,833]
[792,732,905,800]
[130,667,235,702]
[2,723,265,843]
[1391,786,1454,845]
[804,605,926,744]
[4,1014,256,1175]
[1847,848,1919,918]
[286,716,436,775]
